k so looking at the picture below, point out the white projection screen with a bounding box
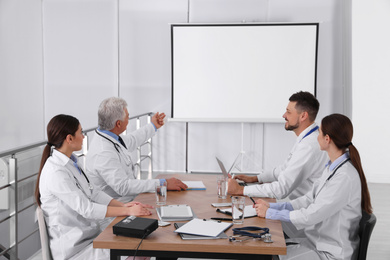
[171,23,318,122]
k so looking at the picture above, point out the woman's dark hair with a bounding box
[35,114,80,206]
[321,113,372,214]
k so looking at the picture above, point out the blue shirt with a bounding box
[70,154,82,175]
[265,152,350,223]
[327,152,349,171]
[266,202,293,222]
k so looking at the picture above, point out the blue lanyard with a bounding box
[301,126,319,141]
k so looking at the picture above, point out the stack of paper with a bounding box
[174,218,232,237]
[157,205,195,222]
[182,181,206,190]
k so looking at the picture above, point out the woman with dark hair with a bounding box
[35,114,152,260]
[255,113,372,260]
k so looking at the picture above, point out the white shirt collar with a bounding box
[52,149,74,167]
[297,122,318,143]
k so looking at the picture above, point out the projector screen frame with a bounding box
[170,22,319,123]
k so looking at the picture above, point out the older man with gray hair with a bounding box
[86,97,187,204]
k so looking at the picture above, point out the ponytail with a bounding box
[321,114,372,214]
[348,144,372,214]
[35,144,52,207]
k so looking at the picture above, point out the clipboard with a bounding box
[174,222,228,240]
[174,218,232,237]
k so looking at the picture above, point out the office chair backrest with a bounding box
[357,210,377,260]
[36,206,53,260]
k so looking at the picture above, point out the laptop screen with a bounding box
[216,157,229,178]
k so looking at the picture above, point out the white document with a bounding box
[174,218,232,237]
[160,205,193,218]
[219,205,257,219]
[182,181,206,190]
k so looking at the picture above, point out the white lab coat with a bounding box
[244,123,328,200]
[39,149,113,260]
[86,124,159,203]
[288,159,362,260]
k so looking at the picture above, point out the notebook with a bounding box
[217,205,257,219]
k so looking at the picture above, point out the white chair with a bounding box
[36,206,53,260]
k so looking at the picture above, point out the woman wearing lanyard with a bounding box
[35,114,152,260]
[255,113,372,260]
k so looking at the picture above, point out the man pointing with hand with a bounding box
[86,97,187,204]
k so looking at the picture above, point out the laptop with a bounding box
[215,157,247,186]
[216,157,230,178]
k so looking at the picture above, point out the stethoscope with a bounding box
[228,226,272,243]
[314,158,351,199]
[95,129,135,171]
[73,166,93,202]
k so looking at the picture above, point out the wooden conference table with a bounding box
[93,174,287,259]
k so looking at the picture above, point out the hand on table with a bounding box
[227,178,244,195]
[167,177,187,191]
[234,175,258,183]
[124,201,154,209]
[127,204,152,216]
[254,199,270,218]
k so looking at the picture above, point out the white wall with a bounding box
[1,0,350,175]
[352,0,390,183]
[0,0,44,255]
[0,0,45,152]
[119,0,189,172]
[119,0,347,174]
[42,0,118,129]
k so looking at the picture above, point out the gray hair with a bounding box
[98,97,128,130]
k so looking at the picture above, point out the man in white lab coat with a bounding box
[228,91,328,237]
[86,97,187,204]
[228,91,327,200]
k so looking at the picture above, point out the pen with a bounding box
[216,208,232,216]
[250,197,256,205]
[211,217,233,221]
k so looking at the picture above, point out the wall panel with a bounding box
[119,0,188,171]
[0,0,44,152]
[352,0,390,183]
[42,0,118,129]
